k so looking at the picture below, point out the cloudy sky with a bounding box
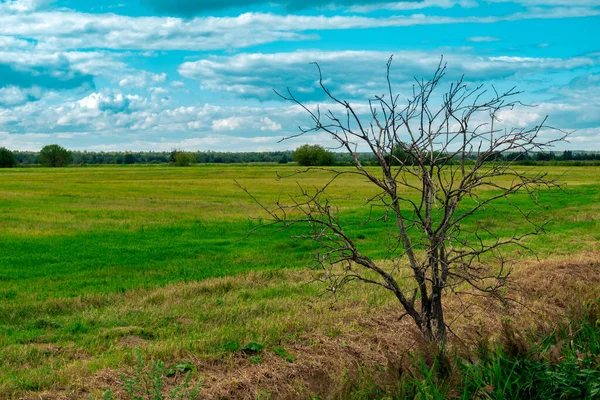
[0,0,598,152]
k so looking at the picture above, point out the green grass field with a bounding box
[1,165,599,397]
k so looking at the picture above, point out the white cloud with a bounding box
[467,36,501,42]
[119,72,167,89]
[0,6,597,52]
[1,0,51,12]
[349,0,478,13]
[0,0,598,151]
[212,116,250,131]
[260,117,282,131]
[212,116,282,132]
[179,50,599,99]
[489,0,600,6]
[0,86,43,107]
[76,92,136,112]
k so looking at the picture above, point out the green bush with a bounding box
[39,144,72,167]
[175,152,197,167]
[293,144,335,166]
[0,147,17,168]
[169,150,197,167]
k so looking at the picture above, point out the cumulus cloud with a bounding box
[212,116,282,132]
[0,6,598,52]
[0,86,43,107]
[0,36,155,106]
[349,0,477,13]
[0,57,94,93]
[0,50,95,106]
[141,0,413,14]
[1,0,52,12]
[352,0,600,12]
[260,117,282,131]
[76,92,137,113]
[567,73,600,89]
[0,90,290,140]
[0,0,598,151]
[141,0,598,15]
[119,72,167,89]
[489,0,600,6]
[178,50,599,100]
[2,85,600,151]
[485,71,600,136]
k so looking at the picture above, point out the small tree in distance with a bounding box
[169,149,197,166]
[239,57,568,347]
[176,152,197,167]
[293,144,335,166]
[39,144,72,167]
[0,147,18,168]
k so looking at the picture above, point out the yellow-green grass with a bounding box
[0,165,599,397]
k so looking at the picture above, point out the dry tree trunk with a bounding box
[239,55,569,348]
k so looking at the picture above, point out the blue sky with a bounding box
[0,0,598,151]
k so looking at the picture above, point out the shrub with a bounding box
[0,147,17,168]
[174,152,197,167]
[293,144,335,166]
[39,144,72,167]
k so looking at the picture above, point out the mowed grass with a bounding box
[0,165,599,396]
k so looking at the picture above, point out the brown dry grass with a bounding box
[22,254,600,400]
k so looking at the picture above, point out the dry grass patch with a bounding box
[17,254,600,399]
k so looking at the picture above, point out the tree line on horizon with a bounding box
[1,144,600,168]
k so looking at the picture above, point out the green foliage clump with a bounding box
[0,147,17,168]
[241,342,264,354]
[175,152,197,167]
[273,347,295,363]
[39,144,72,167]
[293,144,335,166]
[124,153,137,165]
[169,149,197,167]
[220,341,265,355]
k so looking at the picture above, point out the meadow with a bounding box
[0,165,599,398]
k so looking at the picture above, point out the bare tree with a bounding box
[238,56,568,346]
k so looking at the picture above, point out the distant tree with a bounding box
[169,148,179,163]
[39,144,72,167]
[174,152,197,167]
[0,147,18,168]
[535,152,555,162]
[278,154,289,164]
[561,150,573,161]
[293,144,335,166]
[124,153,136,165]
[390,145,416,166]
